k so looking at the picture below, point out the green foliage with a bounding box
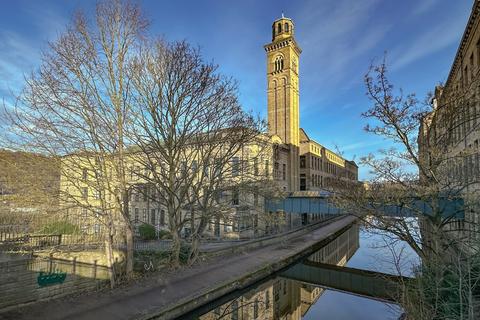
[138,223,156,240]
[40,221,80,235]
[179,242,191,264]
[133,242,192,273]
[406,255,480,319]
[157,229,172,239]
[133,250,169,273]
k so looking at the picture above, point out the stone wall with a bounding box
[0,254,110,311]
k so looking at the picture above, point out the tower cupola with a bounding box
[272,13,294,41]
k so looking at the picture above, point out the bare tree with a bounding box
[126,40,269,266]
[2,0,149,285]
[331,56,480,319]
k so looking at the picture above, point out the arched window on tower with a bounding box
[274,56,284,72]
[277,23,282,34]
[285,23,289,32]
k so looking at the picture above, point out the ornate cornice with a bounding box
[264,36,302,55]
[445,0,480,88]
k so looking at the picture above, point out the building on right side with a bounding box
[418,0,480,240]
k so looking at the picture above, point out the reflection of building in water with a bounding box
[307,223,359,265]
[199,224,359,319]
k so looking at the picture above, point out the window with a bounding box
[277,22,282,34]
[265,291,270,309]
[477,38,480,67]
[160,209,165,225]
[181,161,187,176]
[143,209,147,222]
[82,188,88,200]
[94,224,101,234]
[300,156,306,168]
[214,158,222,178]
[253,298,259,319]
[284,22,289,32]
[151,209,156,225]
[254,157,259,176]
[134,208,139,223]
[265,159,269,177]
[274,56,284,72]
[465,66,469,87]
[282,163,286,181]
[232,189,239,206]
[232,157,240,177]
[82,168,88,181]
[82,208,88,219]
[203,163,209,177]
[470,53,474,81]
[231,300,239,320]
[191,160,198,173]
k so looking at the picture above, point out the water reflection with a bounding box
[196,224,403,320]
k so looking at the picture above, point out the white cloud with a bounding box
[391,8,466,70]
[412,0,439,16]
[295,0,388,90]
[340,139,385,152]
[0,4,66,101]
[0,31,40,97]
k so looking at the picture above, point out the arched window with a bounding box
[285,23,289,32]
[274,56,284,72]
[277,23,282,34]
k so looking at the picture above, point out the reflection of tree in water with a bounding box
[199,224,360,319]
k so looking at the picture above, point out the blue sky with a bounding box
[0,0,473,179]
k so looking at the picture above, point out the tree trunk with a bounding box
[125,224,134,276]
[104,234,116,289]
[188,217,207,265]
[170,230,181,268]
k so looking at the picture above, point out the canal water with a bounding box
[185,223,418,320]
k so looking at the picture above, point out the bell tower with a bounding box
[264,14,302,146]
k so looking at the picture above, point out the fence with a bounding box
[0,253,116,311]
[0,231,108,251]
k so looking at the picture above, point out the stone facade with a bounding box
[58,15,358,240]
[298,129,358,191]
[418,1,480,237]
[264,16,358,194]
[0,254,110,311]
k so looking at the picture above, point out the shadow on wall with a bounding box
[0,252,123,311]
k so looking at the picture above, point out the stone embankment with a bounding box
[0,215,357,320]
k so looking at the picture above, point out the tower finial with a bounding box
[281,12,284,18]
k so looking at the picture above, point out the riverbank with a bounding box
[0,215,357,320]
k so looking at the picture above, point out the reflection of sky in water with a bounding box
[303,290,402,320]
[348,227,420,277]
[196,224,419,319]
[302,227,419,319]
